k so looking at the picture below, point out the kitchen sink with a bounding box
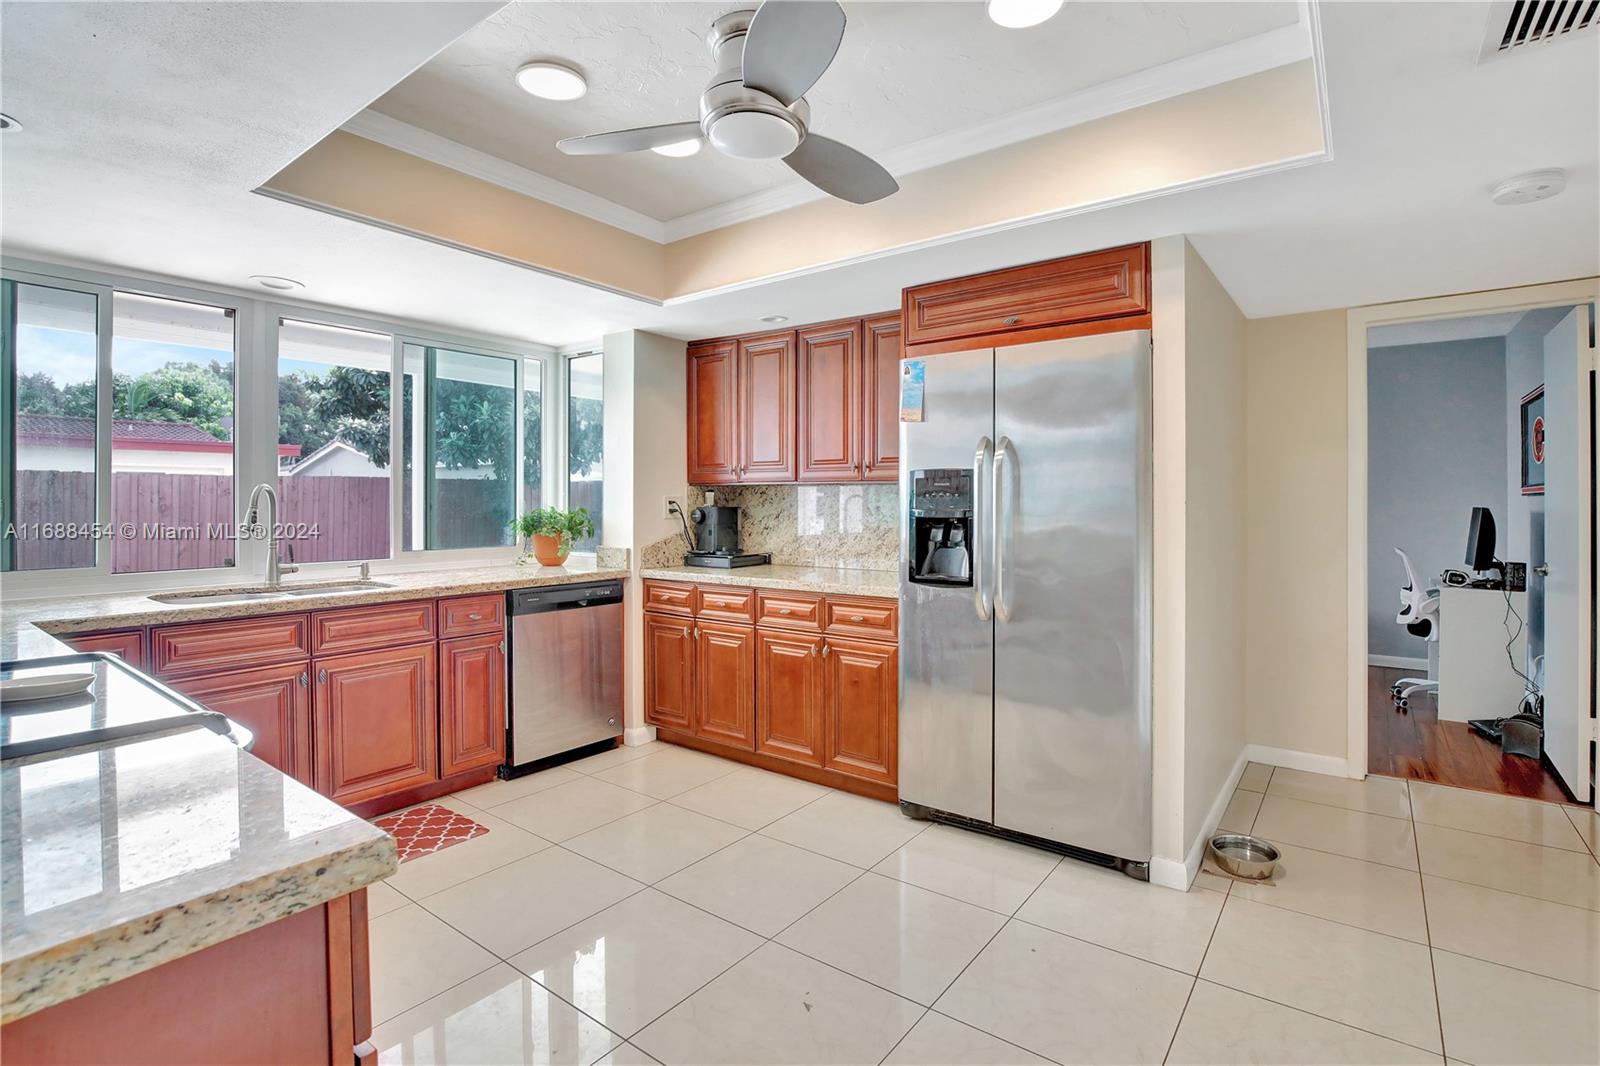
[150,580,392,606]
[279,581,393,597]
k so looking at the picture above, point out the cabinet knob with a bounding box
[299,672,308,687]
[779,607,792,615]
[317,668,327,685]
[468,612,482,620]
[682,626,691,637]
[822,643,830,658]
[1005,315,1021,325]
[849,614,865,622]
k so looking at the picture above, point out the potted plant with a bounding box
[513,507,595,567]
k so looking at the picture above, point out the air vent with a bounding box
[1480,0,1599,61]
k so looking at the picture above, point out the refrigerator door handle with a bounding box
[994,435,1016,622]
[974,435,994,620]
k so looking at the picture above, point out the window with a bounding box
[523,357,543,513]
[276,319,393,563]
[2,280,100,572]
[109,293,237,574]
[566,352,603,551]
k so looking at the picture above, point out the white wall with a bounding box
[1503,309,1568,565]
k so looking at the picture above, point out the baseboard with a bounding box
[1154,748,1250,892]
[1244,743,1354,779]
[1368,654,1428,671]
[623,725,657,747]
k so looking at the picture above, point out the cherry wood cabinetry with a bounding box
[313,643,438,806]
[66,629,147,670]
[312,600,435,656]
[738,330,798,483]
[797,319,862,482]
[755,627,824,766]
[644,613,696,731]
[152,613,310,678]
[694,621,756,749]
[169,661,314,786]
[822,637,897,786]
[438,593,504,639]
[861,313,903,483]
[687,339,740,484]
[438,633,506,777]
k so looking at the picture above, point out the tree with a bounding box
[110,360,234,439]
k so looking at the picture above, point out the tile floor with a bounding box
[368,744,1600,1066]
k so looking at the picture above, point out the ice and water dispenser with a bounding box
[908,468,974,586]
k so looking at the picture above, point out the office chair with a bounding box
[1391,548,1440,709]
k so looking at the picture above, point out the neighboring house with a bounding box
[15,414,299,475]
[281,439,383,477]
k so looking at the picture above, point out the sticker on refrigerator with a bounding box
[900,359,926,422]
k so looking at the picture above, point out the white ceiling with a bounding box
[1368,312,1531,349]
[0,2,1595,349]
[367,1,1301,223]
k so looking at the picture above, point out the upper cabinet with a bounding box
[738,330,798,483]
[687,339,739,484]
[861,313,902,483]
[797,319,861,483]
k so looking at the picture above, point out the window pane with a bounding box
[110,293,236,573]
[403,343,516,550]
[4,281,99,572]
[523,358,543,513]
[276,319,392,563]
[567,352,603,552]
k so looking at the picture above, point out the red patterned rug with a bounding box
[374,804,489,863]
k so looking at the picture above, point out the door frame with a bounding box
[1346,278,1600,780]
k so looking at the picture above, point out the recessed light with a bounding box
[516,61,587,101]
[760,315,789,324]
[0,113,21,132]
[987,0,1064,29]
[1491,169,1566,206]
[651,138,703,158]
[250,275,304,292]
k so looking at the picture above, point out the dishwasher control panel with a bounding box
[509,580,623,614]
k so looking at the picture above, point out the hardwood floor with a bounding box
[1367,665,1577,803]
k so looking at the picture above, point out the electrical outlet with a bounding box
[663,496,682,520]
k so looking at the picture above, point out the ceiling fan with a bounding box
[556,1,899,205]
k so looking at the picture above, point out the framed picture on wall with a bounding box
[1520,385,1545,496]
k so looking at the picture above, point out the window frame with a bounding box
[562,349,605,549]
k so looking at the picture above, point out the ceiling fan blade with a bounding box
[556,121,702,156]
[784,134,898,204]
[742,0,846,106]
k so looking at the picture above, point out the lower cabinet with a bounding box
[313,643,438,806]
[438,633,506,777]
[644,614,696,731]
[695,621,755,749]
[65,629,147,670]
[755,628,824,765]
[169,661,314,786]
[822,637,898,786]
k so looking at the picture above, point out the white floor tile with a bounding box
[1566,805,1599,857]
[384,798,551,900]
[371,963,622,1066]
[509,889,762,1038]
[882,1012,1049,1066]
[590,746,741,799]
[564,803,747,884]
[1268,768,1413,819]
[760,790,927,868]
[1252,794,1418,870]
[1200,897,1441,1052]
[1422,875,1600,989]
[420,847,644,957]
[368,904,498,1025]
[936,919,1193,1065]
[777,872,1007,1005]
[670,766,828,830]
[657,833,859,937]
[1239,762,1274,791]
[1015,859,1224,973]
[1217,788,1264,834]
[1167,980,1441,1065]
[494,775,658,842]
[632,942,923,1066]
[367,879,410,918]
[1407,781,1588,852]
[591,1043,661,1066]
[1193,868,1234,894]
[873,824,1059,914]
[451,766,583,811]
[1434,949,1600,1066]
[1229,842,1429,943]
[566,742,667,776]
[1415,822,1600,911]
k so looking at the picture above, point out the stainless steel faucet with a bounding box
[246,482,298,588]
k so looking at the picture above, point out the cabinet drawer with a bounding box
[643,579,696,617]
[903,243,1148,347]
[438,593,505,638]
[695,585,755,623]
[756,590,823,630]
[67,629,146,671]
[153,613,310,678]
[311,600,435,655]
[824,597,898,641]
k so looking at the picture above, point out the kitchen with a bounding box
[3,3,1598,1065]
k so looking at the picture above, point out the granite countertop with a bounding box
[639,563,899,599]
[0,725,396,1023]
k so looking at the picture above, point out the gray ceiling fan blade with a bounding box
[556,121,702,156]
[742,0,846,106]
[784,134,899,204]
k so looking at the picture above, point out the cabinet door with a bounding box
[67,629,146,671]
[687,339,740,484]
[439,633,506,777]
[755,628,824,766]
[797,320,861,482]
[694,621,755,749]
[822,637,898,786]
[644,613,695,731]
[313,643,437,806]
[861,313,902,483]
[738,330,797,482]
[170,661,313,785]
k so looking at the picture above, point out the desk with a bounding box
[1437,586,1530,723]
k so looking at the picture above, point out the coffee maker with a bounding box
[684,498,770,569]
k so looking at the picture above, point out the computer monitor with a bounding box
[1465,506,1497,573]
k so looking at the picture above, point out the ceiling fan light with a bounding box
[987,0,1064,29]
[651,138,703,158]
[708,111,800,160]
[515,61,587,101]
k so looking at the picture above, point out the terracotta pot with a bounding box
[531,533,569,567]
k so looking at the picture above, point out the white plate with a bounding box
[0,672,96,703]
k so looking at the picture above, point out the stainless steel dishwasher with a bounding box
[505,580,624,774]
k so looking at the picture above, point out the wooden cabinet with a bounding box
[313,643,438,806]
[439,633,505,777]
[822,637,897,786]
[797,320,861,482]
[437,593,504,639]
[861,313,902,483]
[644,613,695,731]
[738,330,798,482]
[755,627,825,766]
[152,613,309,678]
[312,600,435,656]
[66,629,146,670]
[695,584,756,624]
[694,621,755,749]
[687,339,740,484]
[169,661,313,785]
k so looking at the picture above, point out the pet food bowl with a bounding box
[1208,833,1281,880]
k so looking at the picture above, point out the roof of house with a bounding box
[17,414,301,456]
[281,438,373,474]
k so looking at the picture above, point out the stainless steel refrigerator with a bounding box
[898,330,1153,878]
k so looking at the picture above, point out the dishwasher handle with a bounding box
[509,581,624,615]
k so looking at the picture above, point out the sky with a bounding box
[17,325,233,387]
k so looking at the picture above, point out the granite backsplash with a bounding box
[643,483,899,570]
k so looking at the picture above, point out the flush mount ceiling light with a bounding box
[650,137,703,158]
[249,275,304,292]
[1491,169,1566,205]
[759,314,789,324]
[515,61,587,101]
[987,0,1064,29]
[0,113,20,131]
